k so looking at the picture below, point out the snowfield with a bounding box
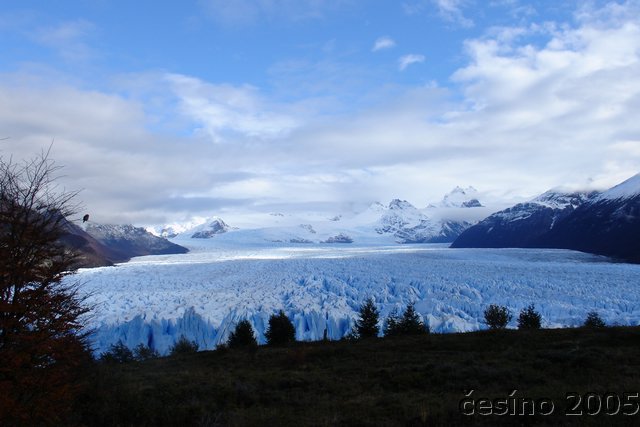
[71,240,640,355]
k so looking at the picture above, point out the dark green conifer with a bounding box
[517,304,542,330]
[265,310,296,346]
[354,298,380,338]
[228,319,258,349]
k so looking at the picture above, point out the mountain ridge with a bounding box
[451,173,640,263]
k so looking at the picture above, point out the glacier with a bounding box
[71,240,640,355]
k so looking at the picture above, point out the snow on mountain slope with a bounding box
[189,217,229,238]
[167,196,487,246]
[149,186,496,246]
[84,223,189,260]
[532,189,596,209]
[539,173,640,262]
[451,189,597,249]
[72,242,640,356]
[440,186,483,208]
[452,173,640,262]
[597,173,640,201]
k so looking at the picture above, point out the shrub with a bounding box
[265,310,296,346]
[228,319,258,349]
[133,343,160,361]
[484,304,512,330]
[583,311,606,328]
[354,298,380,339]
[100,341,135,363]
[169,335,199,355]
[517,304,542,330]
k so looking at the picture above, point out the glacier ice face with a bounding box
[72,242,640,356]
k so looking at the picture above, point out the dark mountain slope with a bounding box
[59,220,188,268]
[540,187,640,263]
[451,174,640,263]
[451,191,595,248]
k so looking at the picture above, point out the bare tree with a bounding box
[0,150,91,425]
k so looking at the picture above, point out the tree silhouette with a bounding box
[0,151,91,425]
[354,298,380,338]
[384,304,428,336]
[383,308,401,337]
[265,310,296,346]
[484,304,512,330]
[169,335,199,355]
[517,304,542,330]
[583,311,606,328]
[99,341,135,363]
[228,319,258,349]
[399,303,428,335]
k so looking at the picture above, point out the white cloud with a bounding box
[372,36,396,52]
[433,0,474,27]
[447,0,640,190]
[398,54,425,70]
[165,73,299,142]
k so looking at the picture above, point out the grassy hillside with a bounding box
[78,327,640,426]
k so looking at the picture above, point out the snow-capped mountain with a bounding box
[452,173,640,263]
[596,172,640,201]
[451,190,597,249]
[372,199,474,243]
[56,220,188,268]
[59,218,125,268]
[166,188,491,245]
[540,173,640,263]
[189,217,229,238]
[84,223,188,262]
[439,186,483,208]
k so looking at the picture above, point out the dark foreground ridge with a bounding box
[78,326,640,426]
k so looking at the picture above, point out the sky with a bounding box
[1,0,639,226]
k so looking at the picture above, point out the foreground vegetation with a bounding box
[77,326,640,426]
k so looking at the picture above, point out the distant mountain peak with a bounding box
[597,173,640,201]
[440,186,483,208]
[388,199,416,210]
[190,217,229,238]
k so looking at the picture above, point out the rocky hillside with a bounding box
[60,220,188,268]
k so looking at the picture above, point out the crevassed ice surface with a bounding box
[71,240,640,355]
